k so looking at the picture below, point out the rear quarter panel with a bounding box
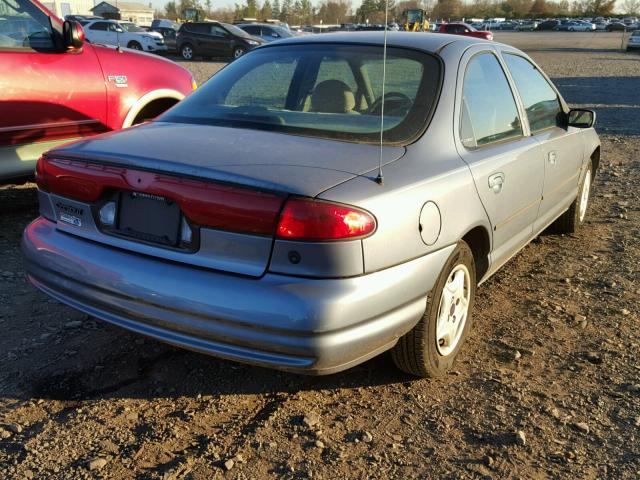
[91,46,194,128]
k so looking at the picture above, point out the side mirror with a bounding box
[63,20,84,49]
[567,108,596,128]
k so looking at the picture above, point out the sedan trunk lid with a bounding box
[53,122,406,197]
[41,122,405,277]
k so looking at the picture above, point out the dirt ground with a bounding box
[1,32,638,479]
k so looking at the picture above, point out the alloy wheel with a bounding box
[435,264,471,356]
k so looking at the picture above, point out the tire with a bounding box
[232,46,246,59]
[554,162,593,234]
[391,241,476,377]
[127,41,142,50]
[180,43,194,60]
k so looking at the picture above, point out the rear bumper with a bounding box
[22,218,454,374]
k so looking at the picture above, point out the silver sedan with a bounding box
[23,32,600,376]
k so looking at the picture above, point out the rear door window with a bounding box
[89,21,108,30]
[242,25,260,35]
[460,52,523,148]
[210,25,227,37]
[503,53,563,133]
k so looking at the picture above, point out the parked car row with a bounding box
[82,19,168,53]
[472,17,639,32]
[176,21,264,60]
[627,29,640,50]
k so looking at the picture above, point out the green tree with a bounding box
[164,0,179,19]
[261,0,273,18]
[584,0,616,15]
[431,0,462,19]
[273,0,281,17]
[503,0,533,18]
[317,0,350,23]
[530,0,550,17]
[243,0,258,17]
[377,0,396,16]
[622,0,640,14]
[356,0,379,22]
[280,0,293,21]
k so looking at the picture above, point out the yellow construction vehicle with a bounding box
[402,9,429,32]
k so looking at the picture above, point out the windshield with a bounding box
[120,22,145,32]
[162,44,441,145]
[272,26,293,38]
[406,10,423,23]
[222,22,252,38]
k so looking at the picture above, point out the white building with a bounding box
[40,0,95,19]
[91,1,155,26]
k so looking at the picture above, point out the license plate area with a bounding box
[117,191,181,246]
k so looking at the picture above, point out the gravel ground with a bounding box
[1,32,639,479]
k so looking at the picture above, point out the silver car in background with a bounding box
[23,33,600,377]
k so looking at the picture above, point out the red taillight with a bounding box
[37,156,286,236]
[277,198,376,241]
[35,156,48,192]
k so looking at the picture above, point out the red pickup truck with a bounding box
[0,0,196,182]
[437,23,494,41]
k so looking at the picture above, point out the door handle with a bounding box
[548,150,557,165]
[488,173,505,194]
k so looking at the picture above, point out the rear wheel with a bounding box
[181,43,194,60]
[233,46,246,59]
[127,41,142,50]
[391,241,476,377]
[554,163,593,234]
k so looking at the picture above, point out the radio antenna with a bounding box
[375,0,389,185]
[115,0,122,52]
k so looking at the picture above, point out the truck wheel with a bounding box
[554,162,593,234]
[181,44,194,60]
[233,46,246,59]
[127,41,142,50]
[391,241,476,377]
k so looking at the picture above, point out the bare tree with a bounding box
[622,0,640,15]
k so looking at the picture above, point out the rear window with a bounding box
[162,44,441,145]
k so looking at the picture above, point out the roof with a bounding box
[271,31,490,53]
[237,23,285,28]
[91,1,154,12]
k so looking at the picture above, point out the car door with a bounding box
[106,22,124,47]
[209,24,231,56]
[161,27,176,50]
[242,24,262,40]
[0,0,107,180]
[502,52,584,232]
[454,48,545,267]
[191,23,215,55]
[86,20,109,44]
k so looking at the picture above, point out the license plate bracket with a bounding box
[118,192,181,246]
